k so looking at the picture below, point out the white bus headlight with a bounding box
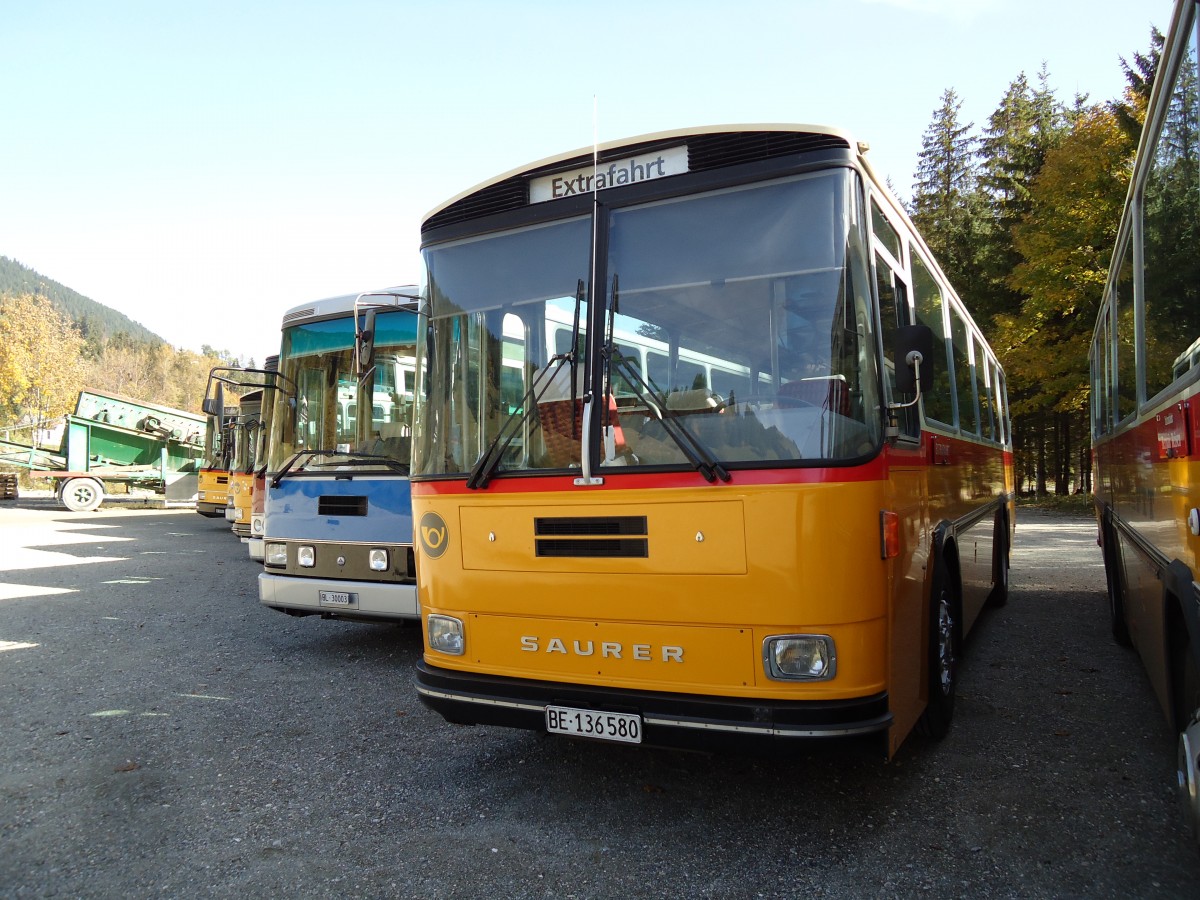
[251,515,264,536]
[427,615,464,655]
[763,635,836,681]
[369,548,389,572]
[265,543,287,567]
[297,545,316,568]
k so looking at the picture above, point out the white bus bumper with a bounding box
[258,571,419,621]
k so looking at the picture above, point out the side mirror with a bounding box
[202,383,226,417]
[894,325,934,394]
[356,308,377,379]
[284,397,297,437]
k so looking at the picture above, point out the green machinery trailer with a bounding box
[0,390,207,511]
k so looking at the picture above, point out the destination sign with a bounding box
[529,145,688,203]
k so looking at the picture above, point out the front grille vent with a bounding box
[318,495,367,517]
[535,516,648,558]
[423,179,529,231]
[686,131,849,171]
[282,307,316,323]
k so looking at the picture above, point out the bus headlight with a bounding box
[297,545,316,568]
[763,635,836,681]
[427,615,464,655]
[265,543,287,567]
[251,515,264,537]
[369,548,389,572]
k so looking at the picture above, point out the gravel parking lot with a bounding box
[0,499,1197,898]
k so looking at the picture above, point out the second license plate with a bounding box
[545,705,642,744]
[319,590,356,607]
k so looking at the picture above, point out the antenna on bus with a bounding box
[576,95,604,486]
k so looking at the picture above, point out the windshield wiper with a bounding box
[467,353,573,490]
[467,280,587,490]
[333,455,410,474]
[601,276,729,484]
[271,449,408,487]
[606,350,730,483]
[270,450,317,487]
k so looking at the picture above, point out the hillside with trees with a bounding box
[0,263,243,430]
[0,256,163,346]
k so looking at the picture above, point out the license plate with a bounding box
[319,590,356,607]
[545,705,642,744]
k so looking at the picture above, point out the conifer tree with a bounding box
[911,88,986,313]
[975,68,1066,327]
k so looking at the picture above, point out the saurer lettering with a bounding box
[520,636,683,662]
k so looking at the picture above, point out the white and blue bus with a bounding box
[258,288,422,622]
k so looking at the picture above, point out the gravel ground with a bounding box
[0,500,1197,898]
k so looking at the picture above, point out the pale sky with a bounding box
[0,0,1169,365]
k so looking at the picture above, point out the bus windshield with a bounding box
[416,168,882,478]
[268,308,418,473]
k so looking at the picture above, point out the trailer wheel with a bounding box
[60,477,104,512]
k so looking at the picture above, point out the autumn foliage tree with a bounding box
[995,104,1136,493]
[0,293,85,429]
[0,289,243,447]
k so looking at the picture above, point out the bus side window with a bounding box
[911,251,954,427]
[875,251,918,438]
[949,305,978,436]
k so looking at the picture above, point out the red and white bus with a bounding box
[411,124,1014,757]
[1091,0,1200,844]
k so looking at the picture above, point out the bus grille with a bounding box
[534,516,649,558]
[318,495,368,517]
[687,131,849,171]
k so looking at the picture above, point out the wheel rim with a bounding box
[936,589,955,695]
[70,485,96,504]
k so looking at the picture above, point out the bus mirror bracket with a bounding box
[887,325,933,436]
[356,308,377,381]
[892,324,933,396]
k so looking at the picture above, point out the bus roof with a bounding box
[421,123,868,225]
[279,285,419,329]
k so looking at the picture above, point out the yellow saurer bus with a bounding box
[197,376,238,519]
[1091,0,1200,844]
[412,124,1014,756]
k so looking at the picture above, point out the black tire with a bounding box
[987,513,1010,609]
[1174,627,1200,736]
[1102,520,1132,647]
[918,554,959,740]
[60,477,104,512]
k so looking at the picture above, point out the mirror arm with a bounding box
[890,351,924,411]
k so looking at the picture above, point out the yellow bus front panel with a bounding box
[418,477,892,705]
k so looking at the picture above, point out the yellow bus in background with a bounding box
[227,388,264,538]
[411,124,1014,757]
[197,382,236,519]
[198,367,280,524]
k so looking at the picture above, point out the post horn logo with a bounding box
[418,511,449,559]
